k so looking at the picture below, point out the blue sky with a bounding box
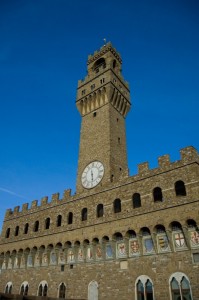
[0,0,198,231]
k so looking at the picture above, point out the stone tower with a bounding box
[76,42,131,193]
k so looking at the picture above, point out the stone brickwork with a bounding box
[0,43,199,300]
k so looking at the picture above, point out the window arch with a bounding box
[34,221,39,232]
[38,281,48,297]
[113,198,121,213]
[135,276,154,300]
[5,282,12,294]
[132,193,141,208]
[58,283,66,298]
[20,281,29,296]
[68,212,73,225]
[171,221,182,231]
[5,228,10,238]
[97,204,104,218]
[93,57,106,73]
[187,219,197,229]
[153,187,163,202]
[82,208,87,221]
[175,180,186,196]
[14,226,19,236]
[57,215,62,227]
[24,223,29,234]
[169,272,193,300]
[88,280,98,300]
[45,217,50,230]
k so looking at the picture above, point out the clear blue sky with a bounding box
[0,0,198,231]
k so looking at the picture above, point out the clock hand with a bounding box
[91,170,93,181]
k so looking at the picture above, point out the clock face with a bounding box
[81,161,104,189]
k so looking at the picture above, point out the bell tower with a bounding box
[76,42,131,193]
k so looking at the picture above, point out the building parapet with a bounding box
[3,147,198,220]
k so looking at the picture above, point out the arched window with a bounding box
[171,221,182,231]
[82,208,87,221]
[5,282,12,294]
[38,284,43,296]
[97,204,104,218]
[20,285,24,295]
[58,283,66,298]
[113,59,116,69]
[132,193,141,208]
[15,226,19,236]
[45,217,50,230]
[175,180,186,196]
[135,276,154,300]
[68,212,73,225]
[153,187,163,202]
[187,219,197,229]
[141,227,151,236]
[38,281,48,297]
[24,285,29,296]
[34,221,39,232]
[57,215,62,227]
[137,280,144,300]
[20,282,29,296]
[43,284,48,297]
[93,58,106,73]
[24,223,29,234]
[113,198,121,213]
[169,272,192,300]
[88,280,98,300]
[5,228,10,238]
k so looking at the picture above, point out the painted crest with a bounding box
[96,246,102,259]
[42,253,48,265]
[78,248,84,261]
[174,233,185,247]
[50,252,57,264]
[87,247,93,260]
[106,244,113,258]
[144,238,154,253]
[158,235,170,251]
[117,242,126,257]
[58,251,65,264]
[129,239,139,255]
[20,255,26,268]
[190,231,199,245]
[27,254,33,267]
[67,249,75,262]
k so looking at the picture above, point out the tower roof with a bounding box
[87,42,122,65]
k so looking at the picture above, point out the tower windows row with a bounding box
[4,181,187,238]
[81,78,106,96]
[133,180,186,207]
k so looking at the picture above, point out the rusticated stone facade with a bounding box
[0,43,199,300]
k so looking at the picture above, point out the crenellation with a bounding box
[158,154,170,168]
[5,209,13,218]
[180,146,199,163]
[51,193,60,203]
[22,203,28,212]
[31,200,38,209]
[63,189,71,200]
[13,206,20,213]
[41,196,48,206]
[138,162,149,175]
